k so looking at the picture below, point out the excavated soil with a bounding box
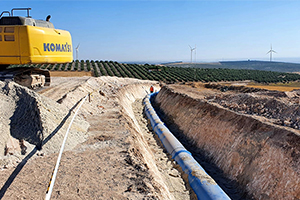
[154,84,300,200]
[0,77,193,200]
[3,76,299,200]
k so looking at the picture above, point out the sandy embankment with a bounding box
[0,77,193,199]
[154,85,300,200]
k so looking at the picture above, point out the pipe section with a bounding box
[143,92,231,200]
[45,94,89,200]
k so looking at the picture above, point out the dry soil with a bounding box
[0,76,194,200]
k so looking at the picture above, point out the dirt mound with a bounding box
[0,80,89,168]
[205,87,300,130]
[154,85,300,200]
[205,83,265,93]
[0,77,193,200]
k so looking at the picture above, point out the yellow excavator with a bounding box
[0,8,73,88]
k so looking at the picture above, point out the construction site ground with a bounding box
[1,76,300,200]
[0,76,194,200]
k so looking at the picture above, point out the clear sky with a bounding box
[2,0,300,63]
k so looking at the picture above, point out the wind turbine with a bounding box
[194,44,197,63]
[75,43,80,60]
[189,45,196,63]
[267,44,276,62]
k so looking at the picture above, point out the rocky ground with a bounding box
[154,83,300,200]
[0,77,194,200]
[177,82,300,132]
[204,83,300,130]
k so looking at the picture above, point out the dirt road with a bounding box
[0,77,193,199]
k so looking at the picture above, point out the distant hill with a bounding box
[163,60,300,73]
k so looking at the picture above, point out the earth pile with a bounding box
[0,81,89,168]
[0,77,193,200]
[205,85,300,129]
[154,85,300,200]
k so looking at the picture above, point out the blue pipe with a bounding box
[143,92,231,200]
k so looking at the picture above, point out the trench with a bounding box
[152,85,300,200]
[151,98,247,200]
[132,99,196,200]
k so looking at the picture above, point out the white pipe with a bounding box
[45,94,88,200]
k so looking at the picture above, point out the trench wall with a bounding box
[155,86,300,200]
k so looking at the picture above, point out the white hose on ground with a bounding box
[45,94,89,200]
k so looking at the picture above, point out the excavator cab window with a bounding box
[0,16,54,28]
[0,16,24,25]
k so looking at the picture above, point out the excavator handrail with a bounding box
[0,11,10,18]
[11,8,31,17]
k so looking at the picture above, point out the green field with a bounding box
[8,60,300,84]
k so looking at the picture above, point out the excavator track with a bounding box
[0,67,50,89]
